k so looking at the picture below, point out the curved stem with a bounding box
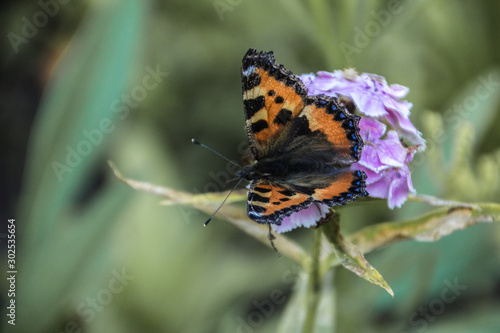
[108,161,309,263]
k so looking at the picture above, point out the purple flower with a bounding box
[272,203,330,234]
[299,70,425,149]
[351,118,416,208]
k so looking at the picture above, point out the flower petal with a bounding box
[365,170,392,198]
[382,95,412,117]
[377,131,408,167]
[352,91,388,117]
[271,203,330,234]
[384,109,426,149]
[359,117,386,142]
[387,167,415,209]
[386,83,409,99]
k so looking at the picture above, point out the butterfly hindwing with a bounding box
[311,169,367,205]
[247,180,312,224]
[247,169,366,224]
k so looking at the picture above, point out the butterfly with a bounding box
[236,49,368,225]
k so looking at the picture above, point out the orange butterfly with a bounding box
[237,49,367,225]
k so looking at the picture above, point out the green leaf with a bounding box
[311,271,336,333]
[348,203,499,254]
[277,272,308,333]
[14,1,147,332]
[19,0,145,244]
[277,271,336,333]
[322,214,394,297]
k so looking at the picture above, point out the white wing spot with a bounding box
[242,65,256,77]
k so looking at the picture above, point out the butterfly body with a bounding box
[238,140,351,188]
[240,49,368,225]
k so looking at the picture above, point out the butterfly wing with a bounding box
[241,49,308,160]
[247,171,366,225]
[282,94,367,205]
[289,94,364,164]
[247,180,312,224]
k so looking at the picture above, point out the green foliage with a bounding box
[13,1,146,332]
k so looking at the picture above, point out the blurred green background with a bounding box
[1,0,500,332]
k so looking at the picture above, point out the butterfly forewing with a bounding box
[242,49,307,160]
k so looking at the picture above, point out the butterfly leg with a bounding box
[267,224,280,256]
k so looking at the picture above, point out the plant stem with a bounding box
[302,228,323,333]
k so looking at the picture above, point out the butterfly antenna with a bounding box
[204,177,244,226]
[191,139,241,168]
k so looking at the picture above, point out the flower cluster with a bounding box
[301,70,425,209]
[273,70,424,233]
[351,117,418,209]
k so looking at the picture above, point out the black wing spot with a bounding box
[251,119,268,133]
[278,189,295,196]
[275,96,284,103]
[290,116,312,137]
[291,185,315,196]
[274,108,292,125]
[249,205,266,214]
[267,90,275,96]
[249,193,270,203]
[255,186,272,193]
[244,95,266,119]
